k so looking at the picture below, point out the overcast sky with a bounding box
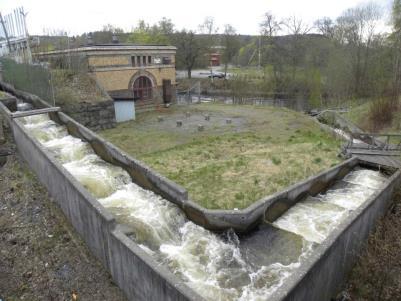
[0,0,393,36]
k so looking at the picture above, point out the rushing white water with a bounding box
[22,114,388,300]
[333,128,364,144]
[43,135,93,163]
[273,198,347,243]
[273,169,387,243]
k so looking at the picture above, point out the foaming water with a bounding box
[99,182,310,300]
[333,128,363,144]
[21,114,389,300]
[273,199,347,243]
[21,114,68,143]
[273,169,387,243]
[63,154,131,198]
[43,135,93,163]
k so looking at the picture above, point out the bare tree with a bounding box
[198,16,218,69]
[334,3,382,95]
[222,24,240,77]
[260,12,281,38]
[282,16,312,80]
[314,17,335,38]
[198,16,218,35]
[283,16,312,35]
[260,12,283,85]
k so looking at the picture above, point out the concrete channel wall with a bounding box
[1,86,401,301]
[270,164,401,301]
[0,101,204,301]
[2,83,399,233]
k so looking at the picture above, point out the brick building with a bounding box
[36,44,177,114]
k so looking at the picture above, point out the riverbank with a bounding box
[340,188,401,301]
[0,154,126,300]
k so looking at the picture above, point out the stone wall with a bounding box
[0,80,116,131]
[62,101,116,131]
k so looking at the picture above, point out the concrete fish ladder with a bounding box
[0,86,400,301]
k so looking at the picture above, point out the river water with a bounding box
[21,114,388,301]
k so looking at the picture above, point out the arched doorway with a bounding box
[133,76,152,101]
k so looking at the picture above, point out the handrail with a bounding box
[346,132,401,152]
[11,107,60,119]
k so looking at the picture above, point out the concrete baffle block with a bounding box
[176,120,183,127]
[198,124,204,131]
[185,111,191,118]
[204,114,210,121]
[226,118,232,124]
[157,116,164,122]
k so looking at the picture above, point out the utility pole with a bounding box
[19,7,32,64]
[0,13,11,53]
[258,35,261,69]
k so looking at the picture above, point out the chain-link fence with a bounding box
[1,58,55,105]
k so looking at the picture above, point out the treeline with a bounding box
[34,0,401,107]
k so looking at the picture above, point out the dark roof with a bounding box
[108,89,134,100]
[91,43,171,47]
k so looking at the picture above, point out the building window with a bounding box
[143,56,146,65]
[148,56,152,64]
[133,76,152,101]
[162,56,172,64]
[131,56,136,66]
[137,56,141,66]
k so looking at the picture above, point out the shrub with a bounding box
[368,98,396,131]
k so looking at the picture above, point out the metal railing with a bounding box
[0,57,54,106]
[347,133,401,152]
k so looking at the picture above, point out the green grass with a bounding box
[100,103,341,209]
[343,99,401,146]
[344,101,371,130]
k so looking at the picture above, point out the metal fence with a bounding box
[1,58,54,105]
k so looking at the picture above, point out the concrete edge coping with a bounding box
[12,116,116,224]
[268,158,401,301]
[112,225,206,301]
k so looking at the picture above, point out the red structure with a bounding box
[210,53,221,66]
